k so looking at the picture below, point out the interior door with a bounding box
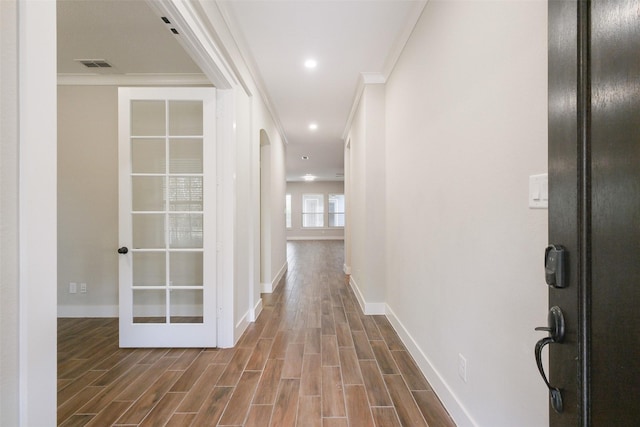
[546,1,640,424]
[118,87,216,348]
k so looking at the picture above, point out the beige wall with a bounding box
[58,85,119,315]
[286,181,345,240]
[347,1,549,425]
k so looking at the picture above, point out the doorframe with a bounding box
[137,0,251,347]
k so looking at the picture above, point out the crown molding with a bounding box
[57,73,211,86]
[382,1,428,78]
[214,0,289,145]
[361,72,386,85]
[341,1,428,141]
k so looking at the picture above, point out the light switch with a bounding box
[529,173,548,209]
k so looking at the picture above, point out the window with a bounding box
[328,194,345,227]
[302,194,324,227]
[285,194,292,228]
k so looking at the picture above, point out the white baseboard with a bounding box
[343,264,351,275]
[286,236,344,241]
[235,310,251,345]
[262,261,288,293]
[385,305,477,427]
[250,297,263,322]
[58,305,118,318]
[348,276,386,315]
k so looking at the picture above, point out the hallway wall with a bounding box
[347,84,387,313]
[348,2,548,426]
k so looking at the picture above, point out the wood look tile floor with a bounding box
[58,241,455,426]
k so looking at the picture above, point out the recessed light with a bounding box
[304,59,317,69]
[301,156,310,160]
[303,174,316,182]
[308,123,318,131]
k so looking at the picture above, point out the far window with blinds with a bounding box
[302,194,324,228]
[328,194,345,227]
[285,194,292,228]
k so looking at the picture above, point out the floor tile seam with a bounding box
[214,372,262,427]
[114,368,183,425]
[84,399,137,425]
[111,358,176,401]
[59,361,137,407]
[382,373,430,426]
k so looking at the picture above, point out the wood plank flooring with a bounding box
[58,240,455,426]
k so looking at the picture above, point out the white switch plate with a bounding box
[458,353,468,383]
[529,173,548,209]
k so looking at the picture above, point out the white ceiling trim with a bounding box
[361,72,387,85]
[341,1,428,141]
[57,73,211,86]
[146,0,238,90]
[382,1,428,78]
[215,0,289,145]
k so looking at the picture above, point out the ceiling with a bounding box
[57,0,426,182]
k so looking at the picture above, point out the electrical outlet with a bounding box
[69,282,77,294]
[80,282,87,293]
[458,353,468,383]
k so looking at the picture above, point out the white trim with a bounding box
[250,298,263,322]
[262,261,287,293]
[385,304,477,427]
[343,264,351,275]
[381,1,428,78]
[341,1,427,141]
[146,0,237,89]
[57,73,211,86]
[287,236,344,241]
[361,72,386,85]
[215,89,236,348]
[58,305,118,318]
[234,310,251,345]
[18,1,58,424]
[348,276,385,315]
[215,0,289,144]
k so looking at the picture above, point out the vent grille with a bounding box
[77,59,112,68]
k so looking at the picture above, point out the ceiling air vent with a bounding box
[77,59,112,68]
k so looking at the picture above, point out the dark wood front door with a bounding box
[547,1,640,425]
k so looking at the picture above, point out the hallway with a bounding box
[57,241,454,426]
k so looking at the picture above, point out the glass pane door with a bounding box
[118,88,215,347]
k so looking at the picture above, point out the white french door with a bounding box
[118,87,216,347]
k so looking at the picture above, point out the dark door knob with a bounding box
[117,247,129,254]
[534,306,565,413]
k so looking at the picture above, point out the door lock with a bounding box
[545,245,567,288]
[535,306,565,413]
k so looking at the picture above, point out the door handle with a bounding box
[534,306,565,413]
[117,246,129,254]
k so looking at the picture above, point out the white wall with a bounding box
[234,87,253,334]
[385,2,549,425]
[346,84,387,314]
[256,116,287,294]
[347,1,549,426]
[1,0,57,424]
[286,181,345,240]
[197,1,288,321]
[1,1,20,423]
